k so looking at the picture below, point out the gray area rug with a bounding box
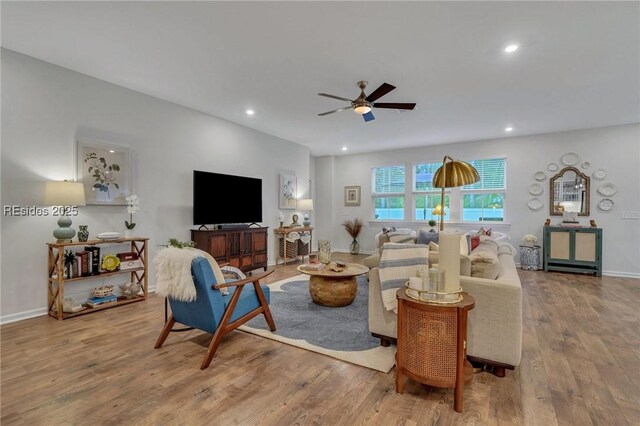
[240,274,396,372]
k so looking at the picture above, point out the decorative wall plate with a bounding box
[534,171,546,181]
[529,183,544,195]
[561,152,579,166]
[581,161,591,169]
[598,198,614,211]
[547,163,559,172]
[597,182,617,197]
[528,198,543,211]
[592,169,607,180]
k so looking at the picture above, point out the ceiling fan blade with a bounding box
[318,106,352,116]
[373,102,416,110]
[365,83,396,102]
[318,93,354,102]
[363,111,375,122]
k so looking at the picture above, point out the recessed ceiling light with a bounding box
[245,109,255,116]
[109,150,115,153]
[505,127,514,132]
[342,146,348,151]
[504,44,519,53]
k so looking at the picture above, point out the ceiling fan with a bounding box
[318,81,416,122]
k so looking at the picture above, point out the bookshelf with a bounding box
[47,237,149,320]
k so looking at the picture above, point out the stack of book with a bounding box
[86,294,117,308]
[300,263,325,271]
[560,221,581,227]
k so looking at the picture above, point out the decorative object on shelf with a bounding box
[328,261,345,272]
[96,231,121,241]
[318,240,331,264]
[522,234,538,247]
[298,198,314,226]
[290,213,300,227]
[278,211,284,228]
[528,198,543,211]
[279,174,297,209]
[62,297,86,313]
[428,219,437,232]
[119,282,142,299]
[590,220,597,228]
[343,218,363,255]
[77,225,89,242]
[534,171,547,181]
[76,139,131,205]
[592,168,607,180]
[597,182,618,197]
[344,185,361,206]
[561,152,580,166]
[544,218,551,226]
[597,198,614,211]
[64,250,77,279]
[547,163,559,172]
[125,194,140,237]
[432,155,480,231]
[528,183,543,195]
[581,161,591,169]
[562,211,578,222]
[167,238,196,249]
[92,285,115,298]
[43,180,87,243]
[101,254,121,272]
[549,166,590,216]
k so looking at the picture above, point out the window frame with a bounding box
[460,157,507,223]
[371,164,406,221]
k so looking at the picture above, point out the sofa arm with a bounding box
[462,275,522,367]
[368,268,398,339]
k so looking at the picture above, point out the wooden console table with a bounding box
[274,227,313,265]
[396,290,475,413]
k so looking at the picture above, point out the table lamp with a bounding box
[298,199,314,227]
[432,156,480,231]
[43,180,86,242]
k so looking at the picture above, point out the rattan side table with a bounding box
[396,290,475,413]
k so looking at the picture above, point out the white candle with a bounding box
[439,232,461,294]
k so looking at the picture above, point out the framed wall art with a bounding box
[76,139,131,205]
[279,174,297,209]
[344,186,361,206]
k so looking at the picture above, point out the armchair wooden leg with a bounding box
[154,315,176,349]
[253,282,276,332]
[201,326,225,370]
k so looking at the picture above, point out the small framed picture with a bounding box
[344,186,361,206]
[279,174,297,209]
[76,139,131,205]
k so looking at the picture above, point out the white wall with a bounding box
[1,49,311,322]
[314,124,640,277]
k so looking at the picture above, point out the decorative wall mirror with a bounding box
[549,166,590,216]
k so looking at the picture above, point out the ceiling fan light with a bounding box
[354,105,371,115]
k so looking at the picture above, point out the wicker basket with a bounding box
[92,285,115,298]
[279,239,298,259]
[297,238,310,256]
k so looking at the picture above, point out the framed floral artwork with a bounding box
[344,186,361,206]
[279,174,297,209]
[76,139,131,205]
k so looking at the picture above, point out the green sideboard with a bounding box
[543,226,602,276]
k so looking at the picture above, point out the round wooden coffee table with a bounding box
[297,263,369,307]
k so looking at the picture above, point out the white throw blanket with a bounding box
[154,247,226,302]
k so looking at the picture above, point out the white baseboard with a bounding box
[1,307,48,325]
[602,270,640,278]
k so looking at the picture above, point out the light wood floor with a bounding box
[2,253,639,425]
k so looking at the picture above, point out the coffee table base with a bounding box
[309,275,357,307]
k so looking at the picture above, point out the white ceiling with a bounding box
[2,2,639,156]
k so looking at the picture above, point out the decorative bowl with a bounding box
[93,285,115,298]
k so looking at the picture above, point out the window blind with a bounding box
[373,166,405,193]
[463,158,506,190]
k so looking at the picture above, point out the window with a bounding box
[413,163,450,221]
[461,158,506,222]
[372,165,405,220]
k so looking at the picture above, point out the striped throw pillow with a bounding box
[387,232,415,244]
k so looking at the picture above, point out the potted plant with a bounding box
[125,194,140,238]
[428,219,437,232]
[522,234,538,247]
[343,218,363,255]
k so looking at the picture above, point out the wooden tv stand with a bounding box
[191,227,268,273]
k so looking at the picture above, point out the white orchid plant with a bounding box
[522,234,538,244]
[125,194,140,230]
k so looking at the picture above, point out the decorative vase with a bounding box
[349,239,360,255]
[125,229,133,238]
[77,225,89,242]
[318,240,331,264]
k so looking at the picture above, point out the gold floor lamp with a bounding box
[432,156,480,231]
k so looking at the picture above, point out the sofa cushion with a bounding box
[416,228,439,245]
[428,241,439,251]
[469,240,500,279]
[388,232,415,244]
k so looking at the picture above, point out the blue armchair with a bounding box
[154,257,276,369]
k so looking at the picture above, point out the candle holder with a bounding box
[404,281,463,304]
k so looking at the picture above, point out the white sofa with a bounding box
[368,250,522,376]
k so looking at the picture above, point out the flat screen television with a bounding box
[193,170,262,225]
